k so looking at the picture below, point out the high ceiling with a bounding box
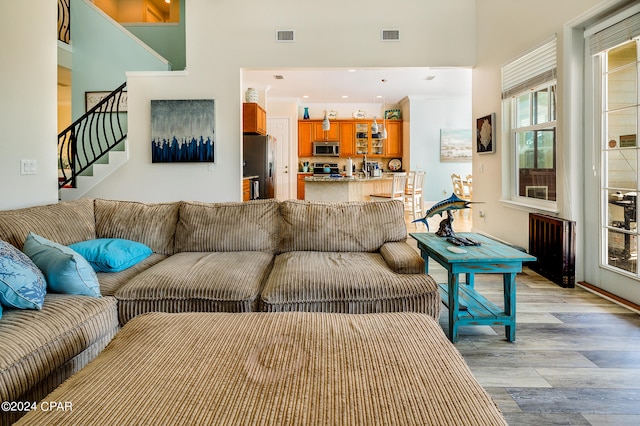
[242,67,472,105]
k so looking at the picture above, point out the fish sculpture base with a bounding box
[435,210,456,237]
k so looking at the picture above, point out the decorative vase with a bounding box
[245,88,258,103]
[303,107,310,120]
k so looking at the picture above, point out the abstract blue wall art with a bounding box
[151,99,215,163]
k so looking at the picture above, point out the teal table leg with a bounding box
[465,272,475,288]
[503,272,517,342]
[448,272,460,343]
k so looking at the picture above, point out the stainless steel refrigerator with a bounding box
[243,135,275,199]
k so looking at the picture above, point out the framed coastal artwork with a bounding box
[476,113,496,154]
[150,99,215,163]
[85,91,128,113]
[440,129,472,162]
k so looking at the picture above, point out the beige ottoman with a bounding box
[16,312,506,425]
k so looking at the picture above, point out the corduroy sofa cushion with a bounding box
[14,312,507,426]
[97,253,167,296]
[261,251,440,318]
[0,294,119,410]
[0,198,96,250]
[174,199,281,253]
[279,199,407,252]
[94,199,179,256]
[115,251,274,324]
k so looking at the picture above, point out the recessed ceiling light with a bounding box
[376,95,382,99]
[273,75,284,80]
[342,95,348,99]
[302,95,309,99]
[348,69,357,72]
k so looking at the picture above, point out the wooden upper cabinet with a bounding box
[339,121,355,157]
[313,121,340,141]
[384,121,403,157]
[243,103,267,135]
[298,121,313,157]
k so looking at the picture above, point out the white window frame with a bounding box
[500,37,559,214]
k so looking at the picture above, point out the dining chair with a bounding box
[404,171,426,221]
[464,174,473,198]
[370,172,407,202]
[451,173,471,219]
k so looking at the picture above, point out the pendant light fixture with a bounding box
[380,79,388,139]
[321,73,330,134]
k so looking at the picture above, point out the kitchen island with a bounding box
[304,175,394,202]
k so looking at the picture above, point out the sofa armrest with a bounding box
[379,242,425,274]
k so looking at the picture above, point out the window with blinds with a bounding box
[502,36,558,204]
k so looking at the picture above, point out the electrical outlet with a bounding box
[478,210,486,222]
[443,189,447,195]
[478,163,484,173]
[207,163,215,172]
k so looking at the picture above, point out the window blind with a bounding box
[589,12,640,55]
[501,36,557,100]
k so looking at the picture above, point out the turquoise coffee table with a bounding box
[410,232,536,343]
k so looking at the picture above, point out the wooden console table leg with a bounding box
[503,272,517,342]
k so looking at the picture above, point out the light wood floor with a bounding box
[405,210,640,425]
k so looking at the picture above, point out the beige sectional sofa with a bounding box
[0,197,438,425]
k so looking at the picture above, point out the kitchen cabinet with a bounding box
[339,122,355,157]
[355,122,369,155]
[297,173,312,199]
[242,179,251,202]
[313,121,340,141]
[384,121,403,157]
[298,121,313,157]
[243,103,267,135]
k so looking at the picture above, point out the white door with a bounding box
[268,118,292,200]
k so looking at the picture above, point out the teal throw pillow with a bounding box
[69,238,153,273]
[23,233,101,298]
[0,239,46,310]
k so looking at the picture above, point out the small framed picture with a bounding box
[620,134,636,148]
[476,113,496,154]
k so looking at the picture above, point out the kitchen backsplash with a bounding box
[299,156,402,173]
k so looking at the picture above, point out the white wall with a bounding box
[470,0,605,249]
[0,1,58,209]
[407,96,473,202]
[82,0,478,203]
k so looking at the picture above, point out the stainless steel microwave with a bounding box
[313,141,340,156]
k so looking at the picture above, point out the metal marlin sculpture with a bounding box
[412,193,477,230]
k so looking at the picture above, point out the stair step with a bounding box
[59,141,129,201]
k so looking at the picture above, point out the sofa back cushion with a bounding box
[94,199,179,256]
[175,200,281,253]
[279,200,407,252]
[0,199,96,249]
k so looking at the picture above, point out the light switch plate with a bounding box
[20,159,37,175]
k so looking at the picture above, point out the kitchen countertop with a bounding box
[304,175,392,182]
[242,175,259,180]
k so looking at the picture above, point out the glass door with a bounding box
[602,41,639,275]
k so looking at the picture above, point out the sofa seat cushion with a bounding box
[13,312,507,426]
[261,251,440,318]
[0,294,118,405]
[97,253,167,296]
[115,251,274,323]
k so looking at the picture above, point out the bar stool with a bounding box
[404,171,425,221]
[370,173,407,202]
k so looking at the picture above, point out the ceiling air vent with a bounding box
[381,29,400,42]
[276,30,295,43]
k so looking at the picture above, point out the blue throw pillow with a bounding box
[23,233,101,298]
[69,238,153,273]
[0,240,46,310]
